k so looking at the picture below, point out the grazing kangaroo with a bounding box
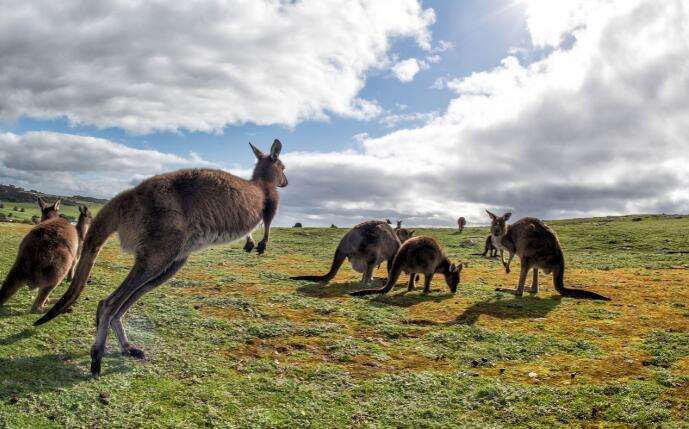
[350,236,461,296]
[35,139,287,377]
[486,210,610,300]
[457,217,466,233]
[292,220,401,285]
[0,199,92,313]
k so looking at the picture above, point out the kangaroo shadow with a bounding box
[366,288,458,308]
[0,352,131,396]
[454,295,562,326]
[296,278,387,298]
[0,327,35,346]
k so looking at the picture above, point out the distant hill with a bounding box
[0,184,108,207]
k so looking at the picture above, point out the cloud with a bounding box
[0,131,211,197]
[277,0,689,226]
[0,0,434,133]
[391,58,425,82]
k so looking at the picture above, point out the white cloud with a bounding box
[277,0,689,226]
[0,131,211,197]
[391,58,427,82]
[0,0,434,133]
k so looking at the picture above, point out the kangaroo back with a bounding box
[34,200,120,325]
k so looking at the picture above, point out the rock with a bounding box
[527,371,538,378]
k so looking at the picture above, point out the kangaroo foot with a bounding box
[122,345,146,360]
[243,239,255,252]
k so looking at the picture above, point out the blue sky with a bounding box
[3,0,529,169]
[1,0,688,226]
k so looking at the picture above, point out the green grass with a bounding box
[1,215,688,427]
[0,201,102,223]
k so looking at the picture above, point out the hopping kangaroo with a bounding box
[350,236,461,296]
[457,217,466,233]
[292,220,405,285]
[35,139,288,377]
[486,210,610,300]
[0,199,92,313]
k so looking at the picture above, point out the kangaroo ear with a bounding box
[449,263,457,273]
[503,212,512,221]
[36,196,46,210]
[53,199,61,211]
[249,142,264,159]
[270,139,282,161]
[486,209,496,221]
[79,205,87,215]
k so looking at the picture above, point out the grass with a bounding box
[0,214,688,427]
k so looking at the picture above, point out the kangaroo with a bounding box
[457,217,466,233]
[395,228,414,243]
[292,220,402,285]
[0,199,92,313]
[350,236,461,296]
[481,235,497,257]
[396,220,402,230]
[486,210,610,300]
[34,139,287,377]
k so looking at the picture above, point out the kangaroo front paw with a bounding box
[243,239,255,252]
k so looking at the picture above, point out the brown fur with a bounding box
[486,210,610,300]
[292,220,401,285]
[0,201,91,313]
[457,216,466,233]
[350,236,461,296]
[481,235,497,257]
[395,228,414,243]
[34,139,287,377]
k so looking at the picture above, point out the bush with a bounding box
[293,222,303,228]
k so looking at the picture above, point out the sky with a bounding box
[1,0,688,227]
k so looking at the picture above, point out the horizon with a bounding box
[1,0,688,227]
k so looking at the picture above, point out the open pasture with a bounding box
[1,215,688,427]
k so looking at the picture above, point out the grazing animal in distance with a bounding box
[486,210,610,300]
[0,199,92,313]
[292,220,401,285]
[34,139,288,377]
[481,235,497,257]
[457,217,466,233]
[395,228,415,243]
[351,236,462,296]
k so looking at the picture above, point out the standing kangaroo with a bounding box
[486,210,610,300]
[35,139,287,377]
[481,235,497,257]
[350,236,461,296]
[292,220,404,285]
[0,199,92,313]
[457,217,466,233]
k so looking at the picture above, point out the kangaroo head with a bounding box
[250,139,288,188]
[396,220,402,229]
[37,197,60,221]
[396,228,414,243]
[486,210,511,237]
[443,261,463,293]
[77,205,93,231]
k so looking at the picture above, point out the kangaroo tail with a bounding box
[291,246,346,283]
[0,264,25,306]
[350,254,403,296]
[553,263,610,301]
[34,201,120,326]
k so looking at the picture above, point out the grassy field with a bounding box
[0,201,102,224]
[1,215,688,428]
